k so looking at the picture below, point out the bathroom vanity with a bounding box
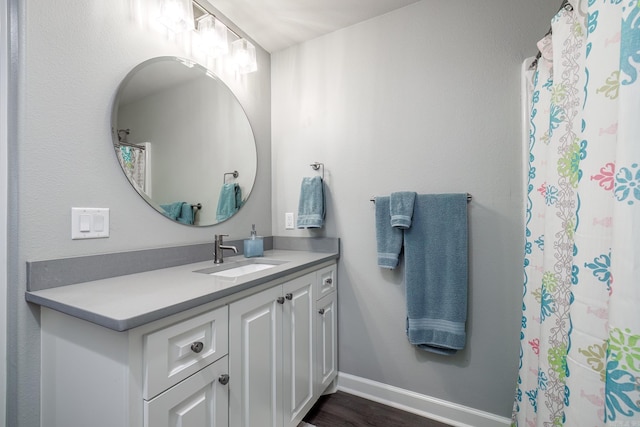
[27,249,338,427]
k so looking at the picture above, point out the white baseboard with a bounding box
[336,372,511,427]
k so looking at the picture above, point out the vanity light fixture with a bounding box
[156,0,258,74]
[231,38,258,74]
[196,15,229,59]
[157,0,195,33]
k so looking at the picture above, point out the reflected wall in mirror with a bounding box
[112,56,257,226]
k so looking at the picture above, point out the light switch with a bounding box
[79,214,91,232]
[93,214,104,232]
[71,208,110,239]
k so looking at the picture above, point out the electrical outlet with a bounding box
[285,212,295,229]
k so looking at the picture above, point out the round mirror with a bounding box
[111,56,257,226]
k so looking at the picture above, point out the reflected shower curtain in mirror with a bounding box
[513,1,640,426]
[117,145,146,192]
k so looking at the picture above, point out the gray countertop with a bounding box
[26,249,338,331]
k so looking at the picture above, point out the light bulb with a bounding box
[231,38,257,74]
[197,15,229,59]
[157,0,194,33]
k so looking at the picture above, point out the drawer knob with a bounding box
[277,297,285,304]
[318,308,325,315]
[325,278,333,285]
[218,374,230,385]
[285,293,293,300]
[190,341,204,353]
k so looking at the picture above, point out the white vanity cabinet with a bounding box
[40,304,230,427]
[37,258,338,427]
[228,264,338,427]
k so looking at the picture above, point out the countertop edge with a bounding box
[26,252,339,331]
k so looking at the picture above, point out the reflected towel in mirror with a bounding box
[160,202,194,225]
[216,183,242,221]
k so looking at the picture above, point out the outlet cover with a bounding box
[285,212,294,229]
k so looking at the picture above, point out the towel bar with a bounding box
[370,193,472,203]
[223,170,239,183]
[310,162,324,180]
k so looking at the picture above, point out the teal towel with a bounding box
[375,196,403,269]
[216,183,242,221]
[296,176,325,228]
[160,202,195,225]
[390,192,416,229]
[177,203,194,225]
[160,202,183,220]
[404,194,468,355]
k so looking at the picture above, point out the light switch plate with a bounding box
[71,208,110,239]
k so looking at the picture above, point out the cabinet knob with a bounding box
[277,297,285,304]
[318,308,325,315]
[218,374,230,385]
[324,278,333,285]
[190,341,204,353]
[285,293,293,300]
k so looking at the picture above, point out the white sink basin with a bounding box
[194,259,288,278]
[211,263,278,277]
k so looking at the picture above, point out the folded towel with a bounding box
[375,196,404,269]
[390,192,416,229]
[404,193,468,355]
[160,202,195,225]
[296,176,325,228]
[216,183,242,222]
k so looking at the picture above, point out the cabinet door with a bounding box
[316,291,337,394]
[282,273,315,427]
[229,285,283,427]
[144,356,229,427]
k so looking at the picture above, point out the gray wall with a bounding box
[271,1,558,417]
[8,0,271,425]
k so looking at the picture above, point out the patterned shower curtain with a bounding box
[116,145,146,192]
[513,1,640,426]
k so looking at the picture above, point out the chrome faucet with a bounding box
[214,234,238,264]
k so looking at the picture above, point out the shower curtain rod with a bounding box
[529,0,574,69]
[115,141,146,150]
[115,128,145,150]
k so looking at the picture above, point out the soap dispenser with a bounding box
[243,224,264,258]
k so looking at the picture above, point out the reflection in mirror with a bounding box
[112,56,257,226]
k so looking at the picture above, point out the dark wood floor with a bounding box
[303,391,453,427]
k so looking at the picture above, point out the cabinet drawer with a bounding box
[144,305,228,400]
[315,264,336,299]
[144,355,229,427]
